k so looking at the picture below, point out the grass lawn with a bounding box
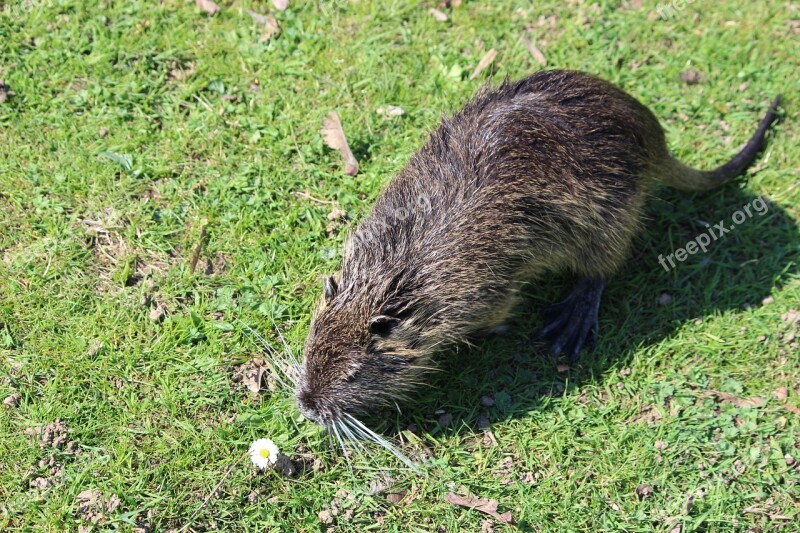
[1,0,799,531]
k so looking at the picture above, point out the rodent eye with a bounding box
[369,315,399,337]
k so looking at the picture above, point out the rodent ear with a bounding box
[369,315,399,337]
[323,276,338,303]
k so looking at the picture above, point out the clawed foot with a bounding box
[534,278,605,363]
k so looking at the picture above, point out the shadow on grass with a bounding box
[363,182,800,448]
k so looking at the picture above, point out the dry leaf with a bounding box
[445,493,513,523]
[248,10,281,41]
[196,0,220,15]
[260,15,281,41]
[248,9,269,25]
[429,8,448,22]
[273,0,289,10]
[773,387,789,400]
[556,364,570,373]
[783,403,800,416]
[520,34,546,66]
[469,48,498,80]
[703,390,765,408]
[320,112,359,176]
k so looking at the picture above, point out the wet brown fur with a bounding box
[297,70,781,426]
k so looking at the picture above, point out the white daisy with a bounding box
[249,438,280,469]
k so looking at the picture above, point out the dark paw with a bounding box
[534,278,605,363]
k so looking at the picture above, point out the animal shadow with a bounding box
[365,183,799,442]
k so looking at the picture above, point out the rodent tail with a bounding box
[660,94,782,191]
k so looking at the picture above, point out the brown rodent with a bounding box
[296,70,781,427]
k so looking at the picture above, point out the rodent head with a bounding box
[296,274,428,427]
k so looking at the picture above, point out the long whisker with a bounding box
[330,422,352,474]
[342,417,388,472]
[267,314,301,369]
[344,414,421,473]
[265,315,302,384]
[236,320,297,388]
[338,419,369,464]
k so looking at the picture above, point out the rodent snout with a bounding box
[296,386,338,426]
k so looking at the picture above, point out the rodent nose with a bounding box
[296,389,325,424]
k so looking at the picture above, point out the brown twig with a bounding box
[189,225,208,274]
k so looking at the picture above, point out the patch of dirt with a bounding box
[149,303,167,323]
[317,488,360,528]
[79,210,182,296]
[633,404,663,425]
[780,310,800,349]
[636,483,654,500]
[132,509,157,533]
[75,489,121,527]
[318,509,334,524]
[202,252,230,276]
[81,212,128,265]
[24,419,75,450]
[230,358,273,395]
[367,475,395,495]
[0,80,13,103]
[168,60,196,83]
[492,455,521,485]
[79,211,131,295]
[680,69,704,85]
[30,477,53,489]
[29,452,65,491]
[3,392,21,408]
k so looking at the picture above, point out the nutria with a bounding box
[296,70,781,428]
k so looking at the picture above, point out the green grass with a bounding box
[1,0,798,531]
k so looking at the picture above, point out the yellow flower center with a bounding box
[259,448,271,459]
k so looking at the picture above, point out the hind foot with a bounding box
[535,278,605,363]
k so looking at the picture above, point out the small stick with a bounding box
[189,225,207,274]
[521,33,547,66]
